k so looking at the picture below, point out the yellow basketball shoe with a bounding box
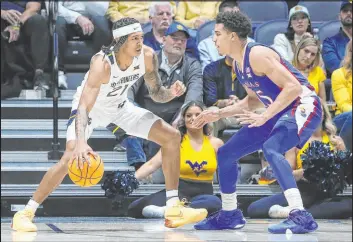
[164,200,208,228]
[11,209,37,232]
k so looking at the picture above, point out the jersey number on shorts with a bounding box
[107,84,129,97]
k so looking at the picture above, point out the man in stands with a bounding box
[1,1,49,91]
[144,2,199,60]
[322,0,352,76]
[57,1,112,89]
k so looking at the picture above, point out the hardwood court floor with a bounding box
[1,217,352,241]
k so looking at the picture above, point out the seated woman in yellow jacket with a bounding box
[175,1,221,29]
[292,36,327,102]
[128,101,223,218]
[247,102,352,219]
[332,40,352,151]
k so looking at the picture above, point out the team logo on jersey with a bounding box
[300,106,307,117]
[134,65,140,70]
[185,160,208,177]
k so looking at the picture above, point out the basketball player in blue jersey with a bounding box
[192,11,322,234]
[12,18,208,232]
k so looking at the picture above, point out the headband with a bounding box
[113,23,142,38]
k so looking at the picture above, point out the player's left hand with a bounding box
[170,80,186,97]
[235,110,269,128]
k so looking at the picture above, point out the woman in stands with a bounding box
[247,102,352,219]
[293,36,327,102]
[272,5,314,63]
[128,101,223,218]
[332,40,352,151]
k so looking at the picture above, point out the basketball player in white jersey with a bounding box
[12,17,208,232]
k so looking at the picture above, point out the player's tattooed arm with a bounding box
[143,47,186,103]
[75,107,89,141]
[75,55,110,141]
[144,51,176,103]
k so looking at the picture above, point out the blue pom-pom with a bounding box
[301,141,351,197]
[101,170,140,202]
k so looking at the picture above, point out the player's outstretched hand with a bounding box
[192,109,220,129]
[235,110,269,128]
[69,142,98,169]
[170,80,186,97]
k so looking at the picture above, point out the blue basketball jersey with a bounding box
[233,42,317,111]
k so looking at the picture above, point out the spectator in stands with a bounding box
[273,5,313,63]
[175,1,221,29]
[332,40,352,151]
[1,1,49,91]
[144,2,199,60]
[126,22,203,171]
[293,36,327,102]
[57,1,111,89]
[322,0,352,76]
[247,102,352,219]
[128,101,223,218]
[198,0,240,71]
[106,1,176,25]
[203,55,247,137]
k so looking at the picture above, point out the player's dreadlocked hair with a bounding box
[101,17,140,54]
[216,11,252,40]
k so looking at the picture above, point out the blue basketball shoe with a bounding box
[268,209,318,234]
[194,209,246,230]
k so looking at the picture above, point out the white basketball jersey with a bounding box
[73,49,145,113]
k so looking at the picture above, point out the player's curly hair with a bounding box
[177,101,211,142]
[101,17,140,54]
[215,11,252,40]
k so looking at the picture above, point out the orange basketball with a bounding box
[68,154,104,187]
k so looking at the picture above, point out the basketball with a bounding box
[68,154,104,187]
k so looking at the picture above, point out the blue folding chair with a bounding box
[254,19,288,46]
[142,22,152,34]
[318,20,341,42]
[238,1,288,27]
[297,1,341,27]
[196,20,216,44]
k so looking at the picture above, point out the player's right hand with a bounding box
[69,142,97,169]
[170,80,186,97]
[192,109,220,129]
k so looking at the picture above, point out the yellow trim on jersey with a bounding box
[112,126,120,134]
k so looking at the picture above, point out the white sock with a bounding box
[284,188,304,211]
[166,190,179,207]
[221,192,238,211]
[24,199,39,213]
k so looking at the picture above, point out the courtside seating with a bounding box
[254,19,288,46]
[196,20,215,44]
[318,20,341,42]
[238,1,288,31]
[297,1,341,28]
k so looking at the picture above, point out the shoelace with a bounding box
[21,210,34,220]
[287,210,310,225]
